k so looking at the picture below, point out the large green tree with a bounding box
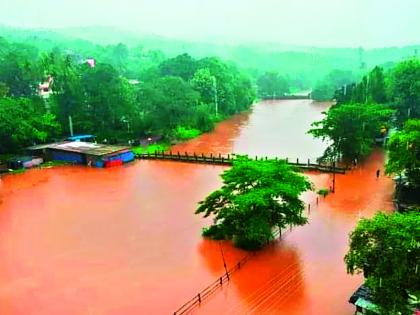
[256,72,289,99]
[159,53,197,81]
[386,119,420,188]
[312,69,356,101]
[351,66,387,104]
[0,97,60,153]
[309,103,393,161]
[345,211,420,314]
[137,76,200,136]
[390,59,420,125]
[196,156,312,250]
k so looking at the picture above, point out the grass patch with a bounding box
[174,126,201,141]
[132,143,170,155]
[317,188,330,197]
[40,160,73,168]
[8,168,26,175]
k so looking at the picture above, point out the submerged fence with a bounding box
[173,199,320,315]
[136,151,347,174]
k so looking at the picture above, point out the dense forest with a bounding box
[0,33,255,153]
[1,25,419,154]
[1,25,419,90]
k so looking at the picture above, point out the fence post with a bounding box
[286,157,288,163]
[220,277,222,285]
[297,158,299,164]
[308,158,310,166]
[255,156,258,161]
[198,293,201,303]
[227,154,230,160]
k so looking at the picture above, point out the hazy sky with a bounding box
[0,0,419,47]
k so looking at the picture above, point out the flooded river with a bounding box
[0,100,394,314]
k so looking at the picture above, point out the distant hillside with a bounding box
[1,25,419,86]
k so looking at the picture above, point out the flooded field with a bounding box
[0,100,394,314]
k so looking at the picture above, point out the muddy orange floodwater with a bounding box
[0,100,394,314]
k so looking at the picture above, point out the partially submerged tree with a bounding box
[308,103,393,162]
[345,211,420,314]
[196,156,312,250]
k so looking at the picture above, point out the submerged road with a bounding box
[0,100,394,314]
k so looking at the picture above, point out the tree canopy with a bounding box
[386,119,420,188]
[309,103,393,161]
[345,211,420,314]
[0,34,256,153]
[0,97,60,153]
[196,156,312,250]
[312,69,356,101]
[256,72,289,99]
[390,59,420,125]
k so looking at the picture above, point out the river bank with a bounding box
[0,100,394,315]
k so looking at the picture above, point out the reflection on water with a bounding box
[0,100,394,314]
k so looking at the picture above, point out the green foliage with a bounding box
[312,69,356,101]
[390,59,420,125]
[0,33,256,153]
[196,156,312,250]
[317,188,329,197]
[159,53,197,80]
[351,66,388,104]
[309,103,394,161]
[386,119,420,188]
[256,72,289,98]
[132,143,170,155]
[0,97,61,153]
[345,211,420,314]
[174,126,201,141]
[312,82,336,101]
[39,160,73,169]
[9,168,26,175]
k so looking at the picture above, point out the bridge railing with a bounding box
[135,151,347,174]
[172,202,318,315]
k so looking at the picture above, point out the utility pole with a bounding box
[219,241,229,280]
[365,74,369,104]
[68,115,74,137]
[212,76,218,116]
